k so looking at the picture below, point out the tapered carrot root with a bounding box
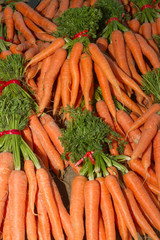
[4,6,14,42]
[153,129,160,189]
[26,195,37,240]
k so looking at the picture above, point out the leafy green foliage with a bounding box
[141,68,160,103]
[53,6,102,39]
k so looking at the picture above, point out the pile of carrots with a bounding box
[0,0,160,239]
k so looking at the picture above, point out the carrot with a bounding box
[60,59,71,120]
[155,17,160,34]
[24,44,40,61]
[151,21,158,35]
[36,191,51,240]
[114,203,129,240]
[96,37,108,53]
[80,52,93,111]
[123,171,160,232]
[124,187,159,240]
[88,43,121,93]
[53,74,62,115]
[84,180,100,240]
[2,199,11,240]
[146,182,160,196]
[105,54,147,99]
[40,113,64,154]
[0,50,12,59]
[25,62,42,80]
[125,45,143,85]
[26,194,37,240]
[24,160,37,215]
[15,2,57,34]
[135,33,160,69]
[116,110,141,144]
[36,0,51,12]
[141,22,159,53]
[38,48,67,115]
[70,176,87,240]
[26,37,65,68]
[94,63,117,119]
[16,41,32,52]
[37,55,52,103]
[141,142,152,172]
[111,85,143,116]
[90,0,97,6]
[111,30,131,76]
[29,114,64,175]
[24,17,56,42]
[98,210,106,240]
[8,170,27,240]
[17,32,26,43]
[36,167,65,240]
[123,31,147,74]
[128,103,160,133]
[9,43,23,55]
[69,42,83,107]
[50,178,74,240]
[31,128,49,169]
[0,152,13,229]
[22,126,33,150]
[108,42,116,60]
[54,0,69,17]
[96,177,116,240]
[13,11,36,45]
[13,33,20,45]
[44,0,58,19]
[70,0,84,8]
[131,113,160,161]
[153,129,160,189]
[3,6,14,42]
[128,158,158,186]
[128,19,140,33]
[105,175,138,240]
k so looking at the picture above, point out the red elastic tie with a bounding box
[0,36,5,41]
[0,79,21,92]
[7,0,15,4]
[106,17,119,26]
[74,151,95,167]
[0,129,21,137]
[73,30,89,39]
[141,4,152,11]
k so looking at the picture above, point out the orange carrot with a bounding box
[141,142,152,172]
[38,48,67,115]
[17,32,26,43]
[84,180,100,240]
[105,175,138,240]
[108,42,116,60]
[124,187,159,240]
[44,0,58,19]
[36,167,65,240]
[128,19,140,33]
[151,21,158,35]
[25,62,42,81]
[153,129,160,189]
[3,6,14,42]
[24,44,40,61]
[98,210,106,240]
[131,113,160,161]
[0,50,12,59]
[24,17,56,42]
[36,0,51,12]
[36,191,52,240]
[70,0,84,8]
[54,0,69,17]
[26,194,37,240]
[80,52,93,110]
[97,177,116,240]
[69,42,83,107]
[111,30,131,76]
[128,103,160,133]
[53,74,62,115]
[135,33,160,69]
[22,126,33,150]
[9,43,23,55]
[123,31,147,74]
[70,176,87,240]
[15,2,57,34]
[40,113,64,154]
[13,11,36,45]
[94,63,116,119]
[0,152,13,229]
[26,37,65,68]
[29,114,64,175]
[8,170,27,240]
[16,41,32,52]
[13,33,20,45]
[123,171,160,232]
[90,0,97,6]
[96,37,108,53]
[2,199,11,240]
[146,182,160,196]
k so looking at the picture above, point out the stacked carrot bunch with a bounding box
[0,0,160,239]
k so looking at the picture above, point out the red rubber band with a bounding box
[106,17,119,26]
[73,30,89,39]
[141,4,152,11]
[0,36,5,41]
[74,151,95,167]
[0,129,21,137]
[7,0,15,4]
[0,79,21,92]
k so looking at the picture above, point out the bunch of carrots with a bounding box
[0,0,160,239]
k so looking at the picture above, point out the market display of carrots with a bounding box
[0,0,160,239]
